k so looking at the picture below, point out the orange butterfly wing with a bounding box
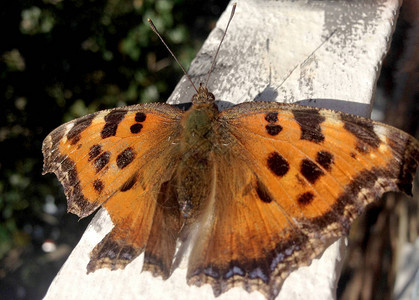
[42,103,183,274]
[186,101,419,298]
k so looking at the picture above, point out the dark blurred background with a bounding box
[0,1,417,300]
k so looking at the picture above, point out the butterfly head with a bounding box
[192,83,215,104]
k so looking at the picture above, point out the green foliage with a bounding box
[0,0,227,298]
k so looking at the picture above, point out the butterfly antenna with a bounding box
[205,3,236,87]
[148,18,199,93]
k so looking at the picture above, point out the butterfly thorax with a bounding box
[176,89,219,219]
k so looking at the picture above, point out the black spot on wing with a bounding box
[256,180,273,203]
[120,174,137,192]
[267,152,289,177]
[292,109,325,143]
[116,147,135,169]
[66,114,95,145]
[265,124,283,136]
[101,109,127,139]
[297,191,314,206]
[93,179,104,193]
[130,123,143,134]
[341,114,380,152]
[265,112,278,123]
[135,112,146,122]
[88,144,102,161]
[94,151,111,172]
[300,159,324,184]
[316,151,334,171]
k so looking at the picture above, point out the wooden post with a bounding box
[44,1,402,299]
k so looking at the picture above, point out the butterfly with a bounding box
[42,4,419,300]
